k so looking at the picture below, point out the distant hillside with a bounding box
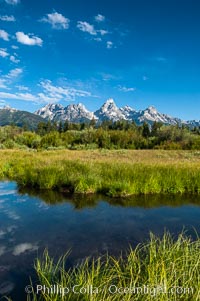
[0,107,46,129]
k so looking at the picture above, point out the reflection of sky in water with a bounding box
[0,181,200,300]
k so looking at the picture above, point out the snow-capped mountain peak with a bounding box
[147,106,157,113]
[34,99,200,127]
[101,98,117,110]
[53,102,95,123]
[94,98,126,121]
[35,103,64,120]
[2,105,18,113]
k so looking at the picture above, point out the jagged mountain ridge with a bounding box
[34,98,189,126]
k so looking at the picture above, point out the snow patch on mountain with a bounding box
[34,99,200,127]
[2,106,18,113]
[35,103,64,120]
[94,98,126,121]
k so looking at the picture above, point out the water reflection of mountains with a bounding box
[18,188,200,210]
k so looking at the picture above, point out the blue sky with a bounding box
[0,0,200,120]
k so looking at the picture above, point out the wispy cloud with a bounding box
[0,29,9,41]
[94,37,102,42]
[16,32,43,46]
[106,41,113,49]
[16,85,29,91]
[77,21,108,37]
[0,79,8,89]
[0,49,20,67]
[118,85,136,92]
[0,78,94,104]
[0,15,15,22]
[5,0,20,4]
[0,48,9,57]
[10,54,20,64]
[98,29,108,36]
[77,21,97,35]
[6,68,23,78]
[40,12,70,30]
[40,80,92,101]
[11,45,19,49]
[99,72,120,81]
[0,91,38,102]
[0,68,22,90]
[95,14,105,22]
[143,76,148,81]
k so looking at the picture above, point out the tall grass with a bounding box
[1,150,200,196]
[23,232,200,301]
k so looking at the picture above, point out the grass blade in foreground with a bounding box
[27,232,200,300]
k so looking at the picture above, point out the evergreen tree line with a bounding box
[1,120,200,150]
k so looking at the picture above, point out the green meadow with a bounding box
[1,149,200,196]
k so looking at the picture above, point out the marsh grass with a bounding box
[1,150,200,196]
[25,232,200,301]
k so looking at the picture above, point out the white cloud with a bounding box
[40,12,70,29]
[94,37,102,42]
[0,90,60,104]
[0,48,9,57]
[6,68,23,78]
[11,45,19,49]
[95,14,105,22]
[100,72,119,81]
[15,93,38,101]
[0,79,94,104]
[10,55,20,63]
[0,29,9,41]
[118,85,136,92]
[16,32,43,46]
[0,92,37,102]
[40,80,92,101]
[0,68,22,90]
[0,15,15,22]
[77,20,109,42]
[5,0,20,4]
[0,79,8,89]
[77,21,97,35]
[16,85,29,91]
[98,29,108,36]
[106,41,113,49]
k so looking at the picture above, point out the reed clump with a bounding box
[26,232,200,301]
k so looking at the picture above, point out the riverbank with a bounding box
[1,150,200,196]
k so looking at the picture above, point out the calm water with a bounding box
[0,181,200,300]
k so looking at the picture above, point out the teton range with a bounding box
[1,99,200,127]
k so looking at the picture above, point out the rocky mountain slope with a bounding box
[1,99,198,128]
[34,98,188,126]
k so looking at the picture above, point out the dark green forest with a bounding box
[1,120,200,150]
